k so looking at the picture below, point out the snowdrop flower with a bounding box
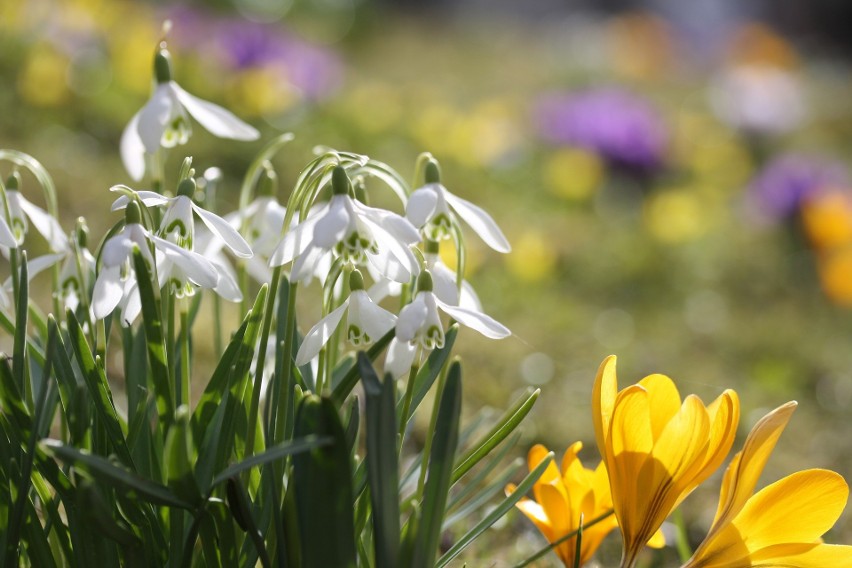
[207,163,289,284]
[112,178,253,259]
[2,173,66,251]
[295,270,397,366]
[386,270,509,377]
[406,159,510,253]
[270,166,421,284]
[24,220,96,312]
[368,239,481,311]
[120,47,259,181]
[92,201,218,324]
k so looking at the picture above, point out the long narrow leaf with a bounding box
[40,440,192,509]
[436,451,554,567]
[452,387,539,483]
[210,435,330,488]
[330,329,395,406]
[66,310,134,467]
[412,361,462,568]
[361,353,401,568]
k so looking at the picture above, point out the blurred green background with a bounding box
[2,0,852,562]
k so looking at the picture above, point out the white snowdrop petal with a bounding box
[350,290,396,340]
[313,196,352,248]
[211,260,243,302]
[436,298,510,339]
[442,190,511,253]
[428,260,461,306]
[119,281,142,326]
[120,111,146,181]
[137,85,174,153]
[0,219,18,248]
[101,233,134,267]
[385,338,417,379]
[459,280,482,312]
[395,294,429,342]
[362,217,418,283]
[269,213,321,267]
[152,236,219,289]
[352,200,421,245]
[25,253,67,282]
[172,82,260,141]
[406,186,439,228]
[295,300,349,366]
[92,265,124,319]
[110,191,169,211]
[17,195,67,251]
[193,202,253,258]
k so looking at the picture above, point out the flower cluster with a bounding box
[511,355,852,567]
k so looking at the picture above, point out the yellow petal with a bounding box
[529,444,562,487]
[689,469,848,568]
[637,373,681,440]
[689,390,739,494]
[710,402,797,531]
[593,355,618,465]
[748,543,852,567]
[538,483,577,565]
[647,528,666,549]
[730,469,848,551]
[608,385,653,552]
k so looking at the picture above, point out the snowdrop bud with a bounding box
[125,201,142,225]
[331,165,352,196]
[424,159,441,184]
[5,172,20,191]
[349,269,365,291]
[177,178,196,198]
[258,162,277,197]
[75,217,89,248]
[424,239,440,254]
[154,48,172,84]
[416,270,434,293]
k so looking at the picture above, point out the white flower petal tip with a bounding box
[172,83,259,141]
[442,190,511,253]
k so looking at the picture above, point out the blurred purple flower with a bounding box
[749,154,847,220]
[162,7,342,100]
[535,88,668,172]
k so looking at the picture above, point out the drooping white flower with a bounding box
[120,48,259,181]
[385,270,509,377]
[368,240,481,311]
[1,174,66,251]
[92,201,218,324]
[406,159,510,253]
[295,270,397,366]
[23,222,96,312]
[270,166,421,284]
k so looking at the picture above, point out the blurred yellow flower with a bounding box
[18,45,71,108]
[225,67,299,117]
[728,23,799,69]
[815,247,852,307]
[544,148,603,202]
[643,189,712,243]
[592,355,740,568]
[608,12,675,80]
[801,189,852,251]
[684,402,852,568]
[506,231,556,283]
[506,442,619,567]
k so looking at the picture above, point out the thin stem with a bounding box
[180,303,191,410]
[416,363,447,498]
[164,290,177,408]
[673,508,693,563]
[397,360,420,453]
[273,285,298,445]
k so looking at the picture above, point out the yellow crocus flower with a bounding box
[592,355,740,568]
[506,442,619,567]
[683,402,852,568]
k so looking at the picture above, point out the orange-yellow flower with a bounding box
[683,401,852,568]
[592,355,740,568]
[506,443,619,567]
